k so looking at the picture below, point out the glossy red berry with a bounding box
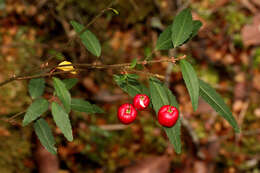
[158,105,179,127]
[117,103,137,124]
[133,94,150,110]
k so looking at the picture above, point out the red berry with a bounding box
[158,105,179,127]
[117,103,137,124]
[133,94,150,110]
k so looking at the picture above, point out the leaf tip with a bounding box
[52,77,58,81]
[67,135,73,142]
[22,120,28,127]
[175,149,182,154]
[234,127,240,133]
[69,20,76,26]
[192,105,198,112]
[50,147,57,155]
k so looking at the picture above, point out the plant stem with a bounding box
[0,0,117,88]
[0,55,186,86]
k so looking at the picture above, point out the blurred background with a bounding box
[0,0,260,172]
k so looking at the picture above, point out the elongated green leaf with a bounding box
[164,85,179,109]
[127,74,139,79]
[51,102,73,141]
[70,20,101,57]
[23,98,49,126]
[34,118,57,154]
[92,104,105,114]
[163,85,181,153]
[179,20,203,45]
[149,77,182,153]
[130,58,137,68]
[71,98,93,113]
[62,78,78,90]
[171,8,193,47]
[155,25,173,50]
[191,20,202,38]
[149,77,169,113]
[180,60,199,111]
[199,80,240,133]
[164,118,181,152]
[141,84,150,98]
[114,74,143,97]
[53,77,71,113]
[71,98,104,114]
[71,98,92,113]
[28,78,45,99]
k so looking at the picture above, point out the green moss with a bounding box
[224,4,247,34]
[253,47,260,69]
[198,67,219,85]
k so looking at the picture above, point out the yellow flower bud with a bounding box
[57,61,76,74]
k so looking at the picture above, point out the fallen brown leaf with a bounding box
[242,13,260,46]
[193,161,208,173]
[252,0,260,7]
[124,156,170,173]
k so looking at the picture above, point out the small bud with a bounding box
[57,61,76,74]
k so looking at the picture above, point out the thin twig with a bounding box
[164,49,176,87]
[181,116,200,147]
[66,0,117,46]
[0,55,186,86]
[54,55,185,69]
[0,110,26,125]
[98,124,128,131]
[127,69,165,80]
[0,0,117,87]
[7,110,26,122]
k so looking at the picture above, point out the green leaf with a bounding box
[70,20,101,57]
[141,84,150,98]
[127,74,139,79]
[191,20,202,38]
[53,77,71,113]
[199,80,240,133]
[181,20,203,44]
[71,98,104,114]
[164,118,181,153]
[130,58,137,68]
[51,102,73,141]
[33,118,57,154]
[155,25,173,50]
[171,8,193,47]
[135,64,144,70]
[114,74,143,97]
[23,98,49,126]
[149,77,182,154]
[92,104,105,114]
[164,85,179,109]
[62,78,78,90]
[180,59,199,111]
[163,85,181,153]
[71,98,93,113]
[48,50,65,60]
[28,78,45,99]
[149,77,169,113]
[114,74,149,98]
